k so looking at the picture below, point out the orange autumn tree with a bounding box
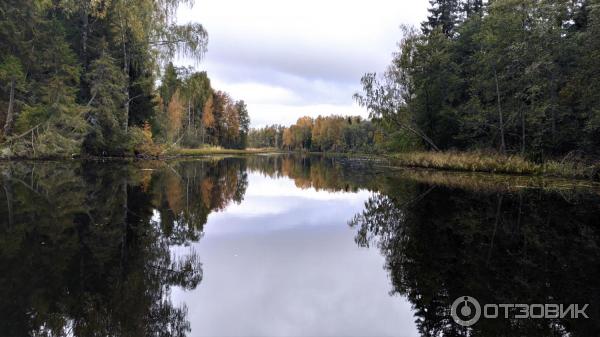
[282,128,294,150]
[201,94,215,144]
[223,99,240,148]
[167,89,184,142]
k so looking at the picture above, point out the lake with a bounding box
[1,154,599,336]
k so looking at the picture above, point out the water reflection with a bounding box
[350,176,600,336]
[1,155,599,336]
[0,159,245,336]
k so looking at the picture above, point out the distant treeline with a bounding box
[249,115,408,153]
[356,0,600,160]
[0,0,248,158]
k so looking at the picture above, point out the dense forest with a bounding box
[0,0,249,158]
[355,0,600,161]
[3,0,599,162]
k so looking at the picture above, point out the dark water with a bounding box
[1,155,599,337]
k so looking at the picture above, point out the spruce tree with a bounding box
[83,47,128,154]
[421,0,462,37]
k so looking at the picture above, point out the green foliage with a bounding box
[4,20,88,158]
[83,51,128,155]
[422,0,461,36]
[0,56,25,89]
[357,0,600,160]
[236,100,250,149]
[0,55,26,136]
[128,123,163,157]
[384,129,423,153]
[156,22,209,63]
[0,0,211,157]
[248,125,285,148]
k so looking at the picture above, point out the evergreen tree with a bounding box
[358,0,600,159]
[83,48,128,155]
[462,0,484,18]
[11,19,88,157]
[0,56,26,137]
[236,100,250,149]
[421,0,462,37]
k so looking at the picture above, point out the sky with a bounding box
[176,0,429,128]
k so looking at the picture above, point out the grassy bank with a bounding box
[391,168,600,194]
[386,151,599,180]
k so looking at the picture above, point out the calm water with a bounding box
[1,155,599,337]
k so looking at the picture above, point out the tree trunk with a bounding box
[120,177,129,278]
[393,118,440,151]
[2,169,13,228]
[521,107,525,156]
[123,66,130,133]
[121,16,130,133]
[550,72,557,145]
[188,99,192,130]
[487,194,503,264]
[200,119,204,144]
[494,67,506,154]
[4,79,15,136]
[191,107,195,136]
[81,1,89,68]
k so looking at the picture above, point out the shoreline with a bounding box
[2,149,598,182]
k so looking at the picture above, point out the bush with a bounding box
[128,122,163,157]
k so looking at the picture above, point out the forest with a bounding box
[0,0,249,158]
[2,0,599,164]
[355,0,600,161]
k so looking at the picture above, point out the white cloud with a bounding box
[249,102,367,127]
[216,82,301,105]
[176,0,429,127]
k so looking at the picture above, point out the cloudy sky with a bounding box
[176,0,429,127]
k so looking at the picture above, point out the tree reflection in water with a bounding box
[350,179,600,337]
[0,159,247,336]
[248,154,600,336]
[1,155,599,336]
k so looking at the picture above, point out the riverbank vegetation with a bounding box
[249,115,414,153]
[248,117,598,179]
[355,0,600,162]
[2,0,599,182]
[386,151,598,179]
[0,0,249,159]
[249,0,600,179]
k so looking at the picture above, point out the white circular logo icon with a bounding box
[451,296,481,327]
